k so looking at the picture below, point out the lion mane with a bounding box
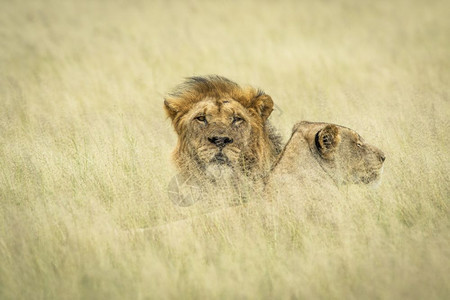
[164,75,282,184]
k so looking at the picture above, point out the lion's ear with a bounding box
[315,125,341,159]
[164,98,179,120]
[251,92,274,121]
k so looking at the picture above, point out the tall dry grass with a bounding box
[1,0,449,299]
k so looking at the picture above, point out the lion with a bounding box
[164,75,282,205]
[265,121,385,198]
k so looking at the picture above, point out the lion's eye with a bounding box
[195,115,206,123]
[232,116,244,124]
[356,142,363,148]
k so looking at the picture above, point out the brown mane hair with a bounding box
[164,75,282,179]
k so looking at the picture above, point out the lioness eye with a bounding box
[356,142,363,148]
[232,116,243,124]
[195,115,206,123]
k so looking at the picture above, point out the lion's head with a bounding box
[268,121,385,188]
[164,76,282,183]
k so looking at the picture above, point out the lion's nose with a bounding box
[208,136,233,148]
[379,152,386,163]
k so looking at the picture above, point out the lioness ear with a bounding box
[315,125,341,159]
[251,92,274,121]
[164,98,179,120]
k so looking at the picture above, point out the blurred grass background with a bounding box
[1,0,449,298]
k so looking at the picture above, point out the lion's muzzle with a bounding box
[212,152,230,164]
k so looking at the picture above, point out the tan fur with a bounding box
[266,121,385,197]
[164,75,282,187]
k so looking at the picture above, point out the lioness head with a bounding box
[164,75,282,183]
[294,121,386,185]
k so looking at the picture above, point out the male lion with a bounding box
[265,121,385,198]
[164,75,282,205]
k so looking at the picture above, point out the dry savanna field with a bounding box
[1,0,449,299]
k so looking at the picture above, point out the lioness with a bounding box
[164,75,282,205]
[266,121,385,197]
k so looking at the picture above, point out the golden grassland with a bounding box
[1,0,449,298]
